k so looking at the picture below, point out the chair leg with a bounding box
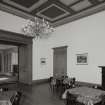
[50,85,55,93]
[53,85,56,93]
[51,85,53,92]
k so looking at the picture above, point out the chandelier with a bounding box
[22,17,55,38]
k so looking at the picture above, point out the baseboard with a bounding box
[76,81,102,88]
[32,79,103,89]
[32,78,49,85]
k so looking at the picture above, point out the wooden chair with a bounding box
[10,91,22,105]
[10,94,16,104]
[70,77,76,88]
[49,77,57,92]
[66,92,84,105]
[63,77,76,90]
[66,92,77,105]
[2,87,8,91]
[100,95,105,105]
[63,80,70,91]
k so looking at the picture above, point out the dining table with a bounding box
[62,86,105,105]
[0,90,17,105]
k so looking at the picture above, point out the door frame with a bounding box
[53,46,68,77]
[0,29,33,85]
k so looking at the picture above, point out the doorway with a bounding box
[0,30,33,85]
[53,46,67,77]
[0,44,18,82]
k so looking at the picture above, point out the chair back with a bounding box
[3,88,8,91]
[49,77,53,82]
[66,92,77,105]
[67,92,77,100]
[70,78,76,88]
[101,95,105,105]
[12,91,22,105]
[51,78,56,85]
[10,95,16,104]
[62,75,68,79]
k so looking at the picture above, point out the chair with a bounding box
[10,94,16,104]
[63,77,76,90]
[62,78,70,91]
[0,88,8,92]
[100,95,105,105]
[10,91,22,105]
[2,88,8,91]
[70,78,76,88]
[49,77,53,83]
[92,85,98,89]
[62,75,68,79]
[49,77,57,92]
[66,92,77,105]
[66,92,84,105]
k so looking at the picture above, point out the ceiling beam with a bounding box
[50,0,75,14]
[68,0,84,7]
[53,2,105,27]
[0,3,34,20]
[88,0,99,5]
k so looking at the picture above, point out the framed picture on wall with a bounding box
[76,53,88,65]
[40,58,46,65]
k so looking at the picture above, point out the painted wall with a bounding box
[0,10,26,34]
[32,38,53,80]
[33,11,105,85]
[0,10,105,84]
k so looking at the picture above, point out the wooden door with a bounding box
[101,67,105,89]
[102,69,105,89]
[18,44,32,84]
[53,46,67,77]
[99,66,105,89]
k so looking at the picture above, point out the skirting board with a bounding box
[32,78,103,89]
[76,81,102,88]
[32,78,49,85]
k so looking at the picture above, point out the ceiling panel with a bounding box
[40,5,66,18]
[0,0,105,27]
[71,0,92,11]
[59,0,80,6]
[3,0,48,12]
[98,0,105,2]
[9,0,39,8]
[36,4,70,21]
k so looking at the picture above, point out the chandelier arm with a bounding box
[22,17,55,38]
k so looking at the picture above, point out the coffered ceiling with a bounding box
[0,0,105,27]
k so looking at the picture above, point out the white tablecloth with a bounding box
[62,87,105,105]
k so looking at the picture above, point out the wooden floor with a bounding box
[21,83,65,105]
[1,82,65,105]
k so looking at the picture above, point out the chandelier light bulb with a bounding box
[22,17,55,38]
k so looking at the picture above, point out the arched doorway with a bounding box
[0,29,33,85]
